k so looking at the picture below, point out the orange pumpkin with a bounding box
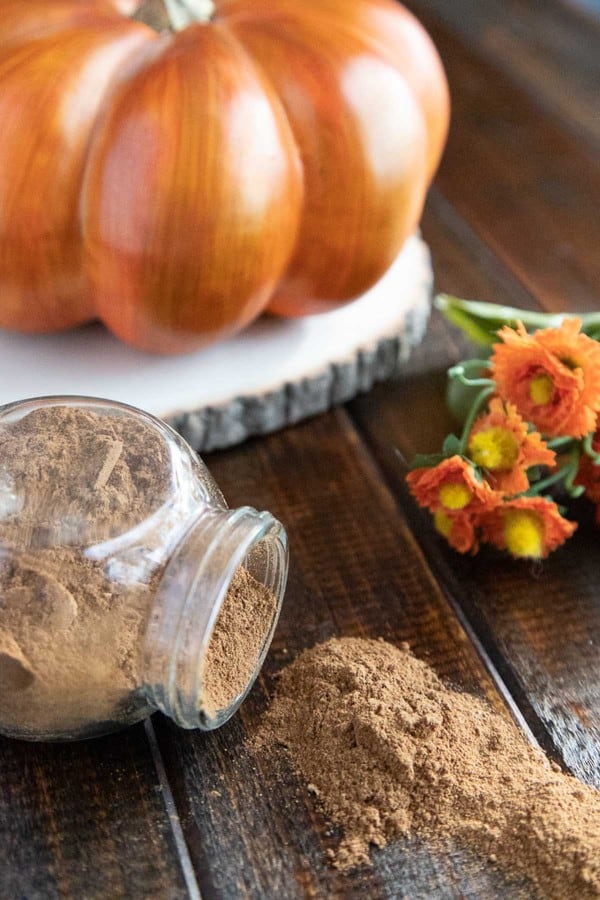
[0,0,448,353]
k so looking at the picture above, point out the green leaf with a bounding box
[409,453,446,470]
[579,314,600,339]
[435,294,569,345]
[442,434,461,455]
[436,294,600,350]
[441,304,500,346]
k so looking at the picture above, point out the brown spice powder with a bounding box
[0,406,172,738]
[256,637,600,896]
[0,547,162,738]
[0,405,276,738]
[201,567,278,718]
[0,405,172,545]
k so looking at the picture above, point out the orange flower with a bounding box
[407,455,496,516]
[467,398,555,495]
[480,496,576,559]
[575,431,600,521]
[490,319,600,438]
[432,509,479,554]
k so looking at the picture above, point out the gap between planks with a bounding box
[144,719,203,900]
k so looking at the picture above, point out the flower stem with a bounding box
[547,436,575,451]
[448,360,495,388]
[526,451,583,499]
[458,385,496,455]
[564,451,585,497]
[582,431,600,464]
[527,467,572,496]
[163,0,214,29]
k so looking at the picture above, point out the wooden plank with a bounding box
[349,196,600,787]
[405,1,600,314]
[0,725,190,899]
[566,0,600,19]
[423,188,539,311]
[406,189,539,381]
[396,188,546,422]
[404,0,600,149]
[153,410,540,899]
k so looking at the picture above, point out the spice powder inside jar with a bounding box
[0,400,285,740]
[201,566,278,719]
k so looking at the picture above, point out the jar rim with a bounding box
[142,505,288,730]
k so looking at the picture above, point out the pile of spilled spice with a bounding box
[255,637,600,897]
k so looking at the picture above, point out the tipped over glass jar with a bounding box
[0,396,288,741]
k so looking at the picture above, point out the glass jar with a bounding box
[0,396,288,741]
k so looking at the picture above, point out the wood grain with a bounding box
[0,725,189,899]
[404,0,600,149]
[154,411,539,898]
[406,3,600,314]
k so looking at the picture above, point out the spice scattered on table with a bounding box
[255,637,600,897]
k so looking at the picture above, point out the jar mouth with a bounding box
[196,514,287,729]
[142,506,288,730]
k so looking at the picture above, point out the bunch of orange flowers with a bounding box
[407,297,600,560]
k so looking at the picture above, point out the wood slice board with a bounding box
[0,234,432,452]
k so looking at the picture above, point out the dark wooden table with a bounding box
[2,1,600,897]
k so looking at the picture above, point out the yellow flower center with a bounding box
[529,374,554,405]
[439,482,472,510]
[468,427,520,471]
[434,509,454,538]
[503,510,544,558]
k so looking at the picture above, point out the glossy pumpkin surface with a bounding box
[0,0,448,353]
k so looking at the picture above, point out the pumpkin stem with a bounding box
[163,0,215,29]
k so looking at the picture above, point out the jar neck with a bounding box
[142,504,287,730]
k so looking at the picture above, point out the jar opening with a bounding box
[143,506,288,730]
[197,542,281,727]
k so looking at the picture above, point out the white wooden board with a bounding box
[0,233,432,451]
